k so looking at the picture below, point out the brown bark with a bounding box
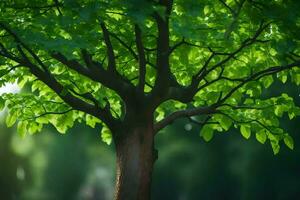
[114,122,156,200]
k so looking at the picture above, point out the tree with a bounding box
[0,0,300,199]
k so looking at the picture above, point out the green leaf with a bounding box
[28,122,43,135]
[200,125,214,142]
[284,135,294,150]
[269,48,277,56]
[55,112,74,134]
[17,76,27,88]
[0,96,5,111]
[101,126,112,145]
[31,82,39,92]
[86,114,100,128]
[256,129,267,144]
[17,121,28,138]
[240,125,251,139]
[274,105,284,117]
[36,116,50,124]
[271,140,280,155]
[204,5,210,15]
[280,75,288,83]
[293,74,300,85]
[277,71,288,83]
[288,112,295,120]
[214,114,232,131]
[262,76,274,88]
[6,111,18,127]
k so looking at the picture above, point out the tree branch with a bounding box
[215,61,300,106]
[154,59,300,132]
[52,52,90,75]
[218,0,235,15]
[197,21,270,83]
[52,51,136,103]
[150,2,175,104]
[22,108,73,121]
[154,106,217,132]
[0,64,23,78]
[109,31,138,60]
[166,21,271,103]
[0,22,50,73]
[100,22,116,72]
[217,111,279,135]
[0,24,119,129]
[53,0,63,15]
[135,24,147,92]
[219,103,275,110]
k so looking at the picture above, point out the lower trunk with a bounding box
[114,123,156,200]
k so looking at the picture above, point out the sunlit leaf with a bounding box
[240,125,251,139]
[101,126,112,145]
[284,135,294,150]
[200,125,214,142]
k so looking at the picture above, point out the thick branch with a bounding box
[52,51,135,102]
[154,106,217,132]
[159,0,173,15]
[135,24,146,92]
[52,52,90,75]
[150,2,174,103]
[27,59,116,128]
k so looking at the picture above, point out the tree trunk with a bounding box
[114,122,156,200]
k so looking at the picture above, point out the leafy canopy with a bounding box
[0,0,300,154]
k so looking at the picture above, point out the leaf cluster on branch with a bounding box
[0,0,300,153]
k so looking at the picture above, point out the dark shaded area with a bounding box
[0,127,31,200]
[43,128,88,200]
[152,116,300,200]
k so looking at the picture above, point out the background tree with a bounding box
[0,0,300,199]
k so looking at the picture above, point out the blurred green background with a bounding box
[0,81,299,200]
